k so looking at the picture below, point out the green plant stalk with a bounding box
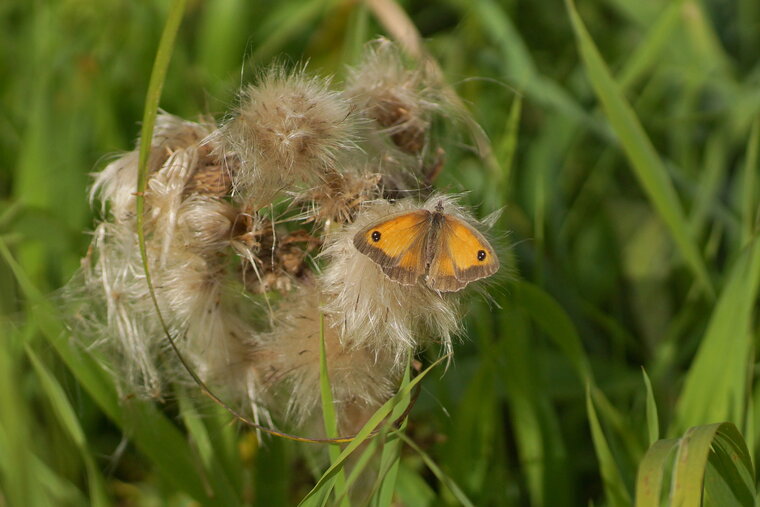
[319,313,349,506]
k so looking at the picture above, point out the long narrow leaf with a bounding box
[25,346,110,507]
[671,423,754,505]
[514,280,593,383]
[396,432,475,507]
[674,235,760,431]
[0,239,211,502]
[641,368,659,445]
[565,0,713,297]
[299,354,448,505]
[373,359,412,507]
[318,314,349,506]
[635,439,678,507]
[586,385,631,507]
[740,117,759,246]
[617,0,684,90]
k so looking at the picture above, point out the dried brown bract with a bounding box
[293,170,383,227]
[238,221,320,294]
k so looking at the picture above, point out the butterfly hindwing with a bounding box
[426,215,499,292]
[353,210,431,285]
[425,240,466,292]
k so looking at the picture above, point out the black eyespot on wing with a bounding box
[371,231,381,242]
[477,250,486,261]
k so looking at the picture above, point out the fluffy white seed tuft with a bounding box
[219,66,359,207]
[69,45,498,436]
[319,196,480,363]
[254,284,399,433]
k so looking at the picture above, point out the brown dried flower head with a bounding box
[220,66,359,207]
[68,41,499,437]
[346,38,441,155]
[253,284,398,433]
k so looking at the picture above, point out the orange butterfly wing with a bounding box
[353,210,431,285]
[426,215,499,292]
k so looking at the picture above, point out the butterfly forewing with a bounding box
[353,210,431,285]
[426,215,499,291]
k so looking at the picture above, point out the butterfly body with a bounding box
[353,201,499,292]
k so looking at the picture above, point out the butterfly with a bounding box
[353,201,499,292]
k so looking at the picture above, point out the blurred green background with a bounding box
[1,0,760,505]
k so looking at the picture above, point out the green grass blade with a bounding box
[641,368,659,445]
[319,313,349,506]
[134,0,186,340]
[299,354,448,505]
[373,359,412,507]
[249,0,332,65]
[124,3,244,501]
[679,1,732,78]
[0,239,212,503]
[341,436,380,502]
[689,132,729,238]
[0,238,120,418]
[503,314,545,505]
[359,431,408,505]
[177,394,240,506]
[591,387,646,466]
[25,346,87,452]
[136,0,186,189]
[674,235,760,432]
[565,0,714,297]
[499,93,523,168]
[395,461,435,506]
[616,0,684,90]
[486,94,523,209]
[0,325,49,506]
[671,423,755,506]
[467,0,607,137]
[514,280,593,383]
[25,346,110,507]
[672,424,719,506]
[704,424,755,506]
[635,438,678,507]
[396,432,475,507]
[500,304,571,506]
[177,389,241,504]
[744,382,755,464]
[177,390,214,476]
[740,117,759,246]
[341,2,369,67]
[197,0,247,88]
[586,385,632,507]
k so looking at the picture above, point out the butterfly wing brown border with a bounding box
[352,210,431,286]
